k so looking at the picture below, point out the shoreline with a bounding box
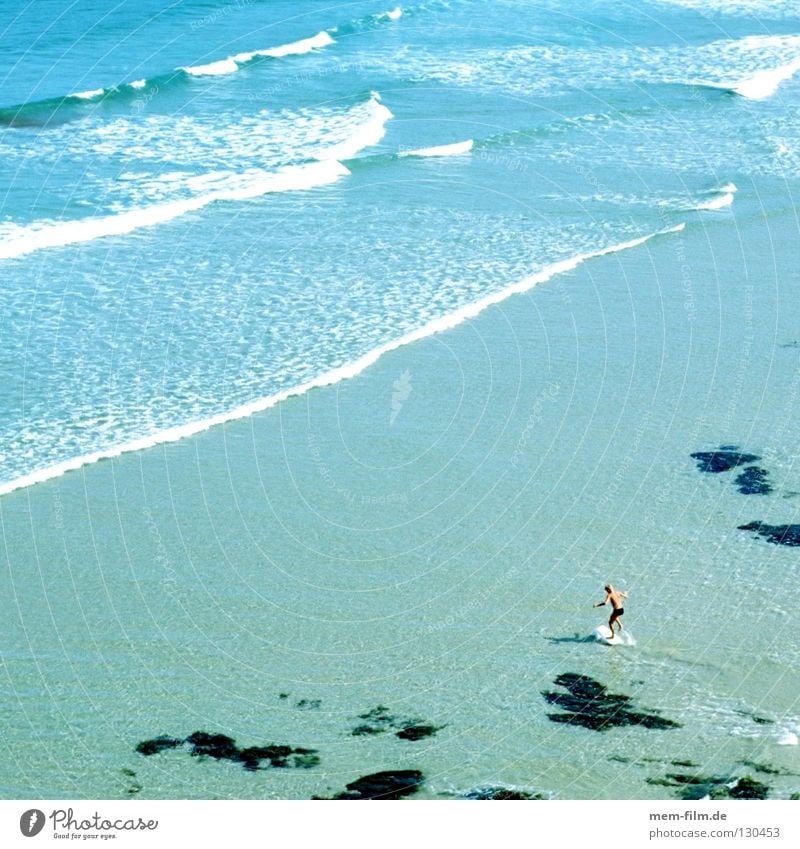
[0,222,684,500]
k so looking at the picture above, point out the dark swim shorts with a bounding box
[613,607,624,616]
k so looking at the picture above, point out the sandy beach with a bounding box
[3,175,800,799]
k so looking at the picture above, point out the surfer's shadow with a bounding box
[546,633,595,645]
[546,630,637,647]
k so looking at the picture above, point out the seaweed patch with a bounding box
[135,731,319,771]
[317,770,425,800]
[542,673,680,732]
[351,705,444,741]
[690,449,760,474]
[460,786,545,799]
[647,772,769,800]
[738,522,800,547]
[734,467,772,495]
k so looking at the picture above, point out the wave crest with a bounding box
[0,161,349,261]
[400,139,473,157]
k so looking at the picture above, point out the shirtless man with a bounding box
[593,584,629,636]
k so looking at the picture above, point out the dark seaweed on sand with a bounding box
[461,787,545,800]
[542,673,680,732]
[690,449,760,474]
[648,772,769,800]
[136,731,320,771]
[738,521,800,547]
[734,466,772,495]
[317,770,425,800]
[351,705,444,741]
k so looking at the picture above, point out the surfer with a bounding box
[593,584,628,637]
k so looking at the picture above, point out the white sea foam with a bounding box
[321,96,393,160]
[71,88,105,100]
[388,32,800,104]
[400,139,474,157]
[1,94,391,259]
[692,192,735,211]
[0,223,684,498]
[0,161,349,261]
[233,31,335,63]
[182,31,334,76]
[690,182,738,210]
[729,58,800,99]
[129,79,147,89]
[381,7,403,20]
[180,57,240,77]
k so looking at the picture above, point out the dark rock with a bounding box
[691,450,760,474]
[671,760,697,768]
[358,706,394,724]
[395,724,444,741]
[359,705,393,720]
[729,777,769,799]
[291,748,321,769]
[650,772,769,800]
[790,792,800,800]
[666,773,725,785]
[234,745,292,770]
[120,768,142,796]
[542,673,680,732]
[734,709,774,725]
[734,467,772,495]
[135,736,183,756]
[461,787,544,800]
[738,522,800,547]
[186,732,239,760]
[352,706,396,735]
[278,693,290,699]
[136,731,319,772]
[554,673,607,699]
[352,724,385,736]
[738,761,783,776]
[352,705,442,740]
[332,770,425,800]
[295,699,322,710]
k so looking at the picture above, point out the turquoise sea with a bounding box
[1,0,799,799]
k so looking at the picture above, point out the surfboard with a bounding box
[592,625,624,645]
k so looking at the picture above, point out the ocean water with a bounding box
[1,0,800,800]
